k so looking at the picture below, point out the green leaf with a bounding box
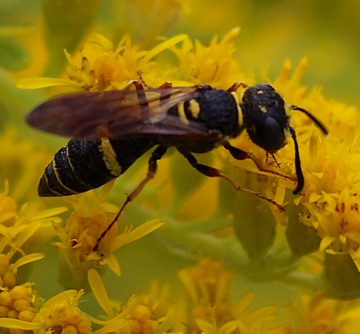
[0,35,30,71]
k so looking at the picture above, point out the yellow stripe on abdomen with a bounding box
[100,139,122,176]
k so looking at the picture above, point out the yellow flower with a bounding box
[0,252,44,290]
[170,28,246,87]
[88,269,177,333]
[0,181,72,333]
[0,182,65,290]
[0,183,17,228]
[17,33,188,92]
[32,289,91,334]
[179,259,278,333]
[53,183,164,288]
[0,184,65,332]
[269,61,360,292]
[0,181,65,254]
[65,34,151,91]
[284,291,360,333]
[0,283,39,334]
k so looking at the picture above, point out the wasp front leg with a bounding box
[180,150,284,211]
[222,141,297,182]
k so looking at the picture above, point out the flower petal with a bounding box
[88,269,113,318]
[17,77,82,89]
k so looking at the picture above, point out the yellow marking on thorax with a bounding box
[177,102,190,125]
[188,99,201,119]
[230,91,243,127]
[259,105,267,113]
[100,139,122,176]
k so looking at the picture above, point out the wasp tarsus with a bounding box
[27,79,328,251]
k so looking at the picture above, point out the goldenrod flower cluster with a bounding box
[1,1,360,333]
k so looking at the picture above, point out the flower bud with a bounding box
[286,203,321,257]
[233,190,276,260]
[324,252,360,299]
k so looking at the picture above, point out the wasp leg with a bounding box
[267,153,281,168]
[180,150,284,211]
[136,70,173,91]
[223,141,296,182]
[223,141,249,160]
[94,145,167,251]
[126,74,174,115]
[227,81,249,92]
[289,126,304,194]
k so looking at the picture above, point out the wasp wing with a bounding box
[26,87,209,139]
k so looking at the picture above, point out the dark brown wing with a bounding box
[26,87,209,139]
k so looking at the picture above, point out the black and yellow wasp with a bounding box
[26,79,328,249]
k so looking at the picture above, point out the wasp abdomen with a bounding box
[39,137,157,197]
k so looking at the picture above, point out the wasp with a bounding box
[26,79,328,250]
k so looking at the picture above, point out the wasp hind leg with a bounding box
[180,150,284,211]
[94,145,167,251]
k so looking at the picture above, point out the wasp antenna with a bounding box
[289,126,304,194]
[290,105,328,135]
